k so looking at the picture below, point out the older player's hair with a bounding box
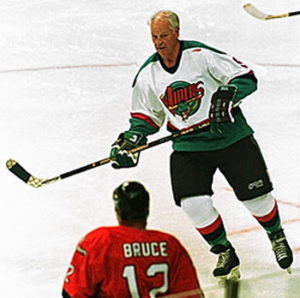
[149,10,180,32]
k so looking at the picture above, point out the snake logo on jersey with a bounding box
[160,80,204,120]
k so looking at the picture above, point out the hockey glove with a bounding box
[209,85,237,134]
[110,131,146,169]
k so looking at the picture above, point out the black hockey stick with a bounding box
[6,121,209,188]
[243,3,300,20]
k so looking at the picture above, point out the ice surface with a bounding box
[0,0,299,297]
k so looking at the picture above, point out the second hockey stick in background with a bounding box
[243,3,300,20]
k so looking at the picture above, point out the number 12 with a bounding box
[122,263,169,298]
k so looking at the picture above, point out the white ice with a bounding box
[0,0,299,297]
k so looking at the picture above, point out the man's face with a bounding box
[151,19,179,58]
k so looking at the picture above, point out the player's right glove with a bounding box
[110,131,146,169]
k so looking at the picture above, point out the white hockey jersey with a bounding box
[130,40,257,151]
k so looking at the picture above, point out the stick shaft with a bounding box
[60,158,110,179]
[289,11,300,17]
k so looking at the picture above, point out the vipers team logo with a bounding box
[160,80,204,120]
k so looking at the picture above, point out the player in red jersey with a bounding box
[62,181,204,298]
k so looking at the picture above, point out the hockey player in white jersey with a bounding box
[110,10,293,281]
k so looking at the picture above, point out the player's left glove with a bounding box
[110,131,146,169]
[209,85,237,133]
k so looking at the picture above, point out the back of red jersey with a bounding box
[63,225,203,298]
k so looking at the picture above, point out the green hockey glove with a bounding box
[110,131,146,169]
[209,85,237,134]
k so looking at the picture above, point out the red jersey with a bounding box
[63,225,203,298]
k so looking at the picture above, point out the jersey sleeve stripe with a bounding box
[131,113,160,129]
[228,70,257,84]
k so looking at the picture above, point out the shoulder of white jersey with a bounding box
[182,40,226,55]
[132,52,160,88]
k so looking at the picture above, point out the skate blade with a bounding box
[216,266,241,286]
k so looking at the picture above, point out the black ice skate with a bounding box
[268,229,293,274]
[211,245,240,284]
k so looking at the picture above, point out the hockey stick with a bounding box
[243,3,300,20]
[6,121,209,188]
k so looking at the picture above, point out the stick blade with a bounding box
[6,159,43,188]
[243,3,269,20]
[6,159,31,183]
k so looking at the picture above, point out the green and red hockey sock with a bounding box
[196,215,232,250]
[242,193,282,235]
[181,195,232,251]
